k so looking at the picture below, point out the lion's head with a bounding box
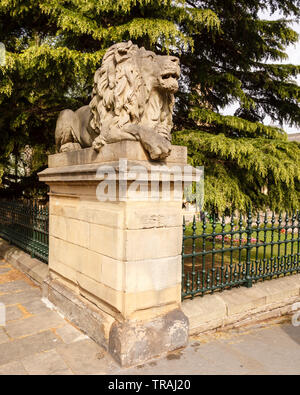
[89,41,180,143]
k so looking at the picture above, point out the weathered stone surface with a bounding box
[78,275,181,319]
[55,42,181,161]
[50,215,90,249]
[50,259,78,286]
[260,276,300,304]
[109,309,189,367]
[76,272,124,313]
[124,256,181,293]
[182,294,227,333]
[50,197,125,228]
[124,226,182,261]
[49,141,187,168]
[220,286,267,315]
[44,277,113,347]
[124,201,182,230]
[39,159,196,184]
[89,223,125,260]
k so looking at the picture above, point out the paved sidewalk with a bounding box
[0,257,299,375]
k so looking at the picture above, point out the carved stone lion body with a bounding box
[55,41,180,160]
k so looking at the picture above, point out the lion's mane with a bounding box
[89,41,175,140]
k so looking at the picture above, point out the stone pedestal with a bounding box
[39,141,194,366]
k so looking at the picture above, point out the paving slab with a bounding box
[0,268,11,274]
[0,328,9,344]
[0,249,299,375]
[122,322,300,375]
[21,349,73,375]
[0,289,41,305]
[226,325,300,375]
[6,305,24,322]
[0,330,62,366]
[5,310,66,338]
[55,339,118,375]
[0,361,28,375]
[21,299,50,315]
[55,324,89,344]
[0,280,33,294]
[281,323,300,346]
[122,341,260,375]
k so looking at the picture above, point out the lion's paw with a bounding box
[141,133,172,160]
[60,143,82,152]
[92,136,106,152]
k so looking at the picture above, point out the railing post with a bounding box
[297,210,300,270]
[31,201,37,259]
[181,216,186,300]
[245,207,253,288]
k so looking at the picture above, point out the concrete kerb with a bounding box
[0,238,48,286]
[182,274,300,335]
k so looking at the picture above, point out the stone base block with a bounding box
[109,309,189,367]
[43,275,189,367]
[43,276,113,348]
[47,141,187,168]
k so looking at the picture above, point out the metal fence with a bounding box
[1,200,299,294]
[182,210,300,300]
[0,200,49,263]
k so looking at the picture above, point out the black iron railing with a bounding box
[182,210,300,299]
[0,200,49,263]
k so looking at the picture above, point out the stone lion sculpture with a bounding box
[55,41,180,160]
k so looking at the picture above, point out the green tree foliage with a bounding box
[0,0,299,211]
[172,0,300,213]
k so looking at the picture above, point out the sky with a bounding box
[221,10,300,134]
